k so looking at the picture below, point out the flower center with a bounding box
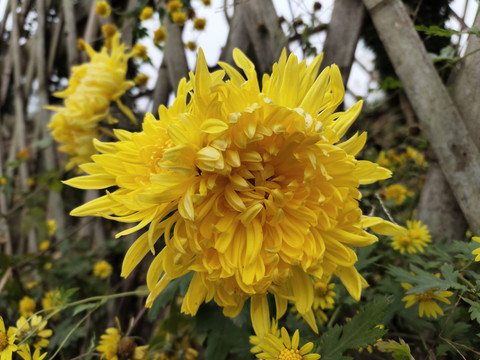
[0,332,8,351]
[398,235,412,247]
[418,291,434,302]
[314,282,329,298]
[278,348,302,360]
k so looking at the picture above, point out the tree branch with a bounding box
[363,0,480,232]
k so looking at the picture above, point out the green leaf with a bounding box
[319,298,389,359]
[387,264,460,294]
[377,338,415,360]
[461,297,480,325]
[72,302,98,316]
[415,25,459,38]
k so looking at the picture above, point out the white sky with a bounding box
[0,0,478,111]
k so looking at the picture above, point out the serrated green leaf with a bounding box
[319,298,389,359]
[377,338,415,360]
[388,265,457,294]
[461,297,480,325]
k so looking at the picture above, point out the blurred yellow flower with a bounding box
[77,38,86,51]
[193,18,206,30]
[101,24,118,38]
[131,43,148,60]
[201,0,211,5]
[384,184,410,205]
[16,315,52,349]
[167,0,182,13]
[41,290,61,318]
[39,241,50,252]
[139,6,153,20]
[185,41,197,51]
[472,236,480,261]
[405,146,427,167]
[19,296,36,317]
[48,33,134,170]
[27,281,38,289]
[47,219,56,236]
[65,48,398,335]
[0,316,17,359]
[95,1,111,17]
[93,260,113,279]
[0,177,6,185]
[401,283,452,319]
[172,12,187,26]
[134,74,149,87]
[313,278,336,310]
[154,26,167,43]
[391,220,431,254]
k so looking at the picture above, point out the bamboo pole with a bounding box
[363,0,480,232]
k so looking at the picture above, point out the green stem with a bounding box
[47,303,101,360]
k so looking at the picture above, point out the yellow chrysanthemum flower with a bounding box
[16,316,52,350]
[313,278,336,310]
[391,220,431,254]
[384,184,410,205]
[131,44,148,60]
[0,177,7,185]
[134,74,149,87]
[47,219,56,236]
[97,327,121,360]
[405,146,427,167]
[0,316,17,359]
[19,296,36,317]
[185,41,197,51]
[97,323,146,360]
[472,236,480,261]
[93,260,113,279]
[154,26,167,43]
[41,290,61,319]
[102,24,118,38]
[48,33,135,170]
[65,48,399,335]
[17,344,47,360]
[251,325,320,360]
[193,18,206,31]
[172,12,187,26]
[401,283,452,319]
[167,0,182,13]
[139,6,154,21]
[39,241,50,252]
[95,1,111,17]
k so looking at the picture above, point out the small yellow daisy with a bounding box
[95,1,111,17]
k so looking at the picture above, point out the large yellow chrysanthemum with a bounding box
[65,48,399,335]
[48,33,135,170]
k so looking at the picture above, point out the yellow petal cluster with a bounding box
[391,220,431,254]
[48,33,134,170]
[401,283,452,318]
[250,324,320,360]
[472,236,480,261]
[65,48,396,334]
